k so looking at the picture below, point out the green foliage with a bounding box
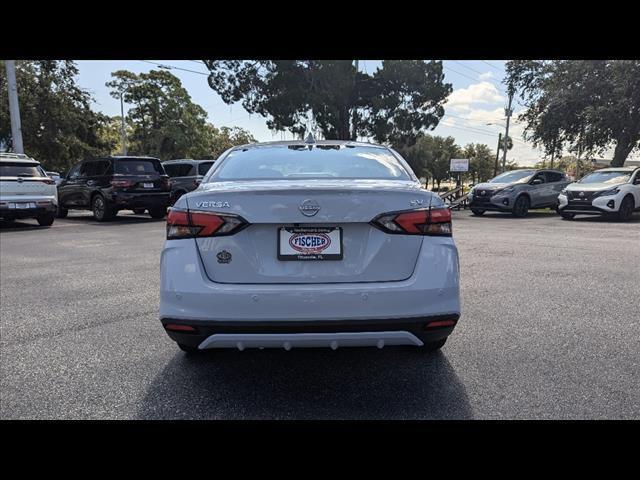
[462,143,495,183]
[0,60,115,171]
[203,60,452,146]
[398,134,461,188]
[106,69,212,159]
[506,60,640,167]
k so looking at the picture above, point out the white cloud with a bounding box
[445,81,504,111]
[479,71,494,80]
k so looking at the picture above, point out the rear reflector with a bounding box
[423,319,457,329]
[371,207,452,236]
[164,324,197,333]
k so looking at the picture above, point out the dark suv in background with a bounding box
[57,156,171,221]
[162,159,215,205]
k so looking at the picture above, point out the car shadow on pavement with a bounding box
[138,347,473,419]
[60,213,166,225]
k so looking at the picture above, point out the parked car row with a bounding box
[1,154,219,225]
[468,166,640,221]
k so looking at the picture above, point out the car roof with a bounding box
[593,166,639,172]
[0,152,39,164]
[162,159,215,164]
[229,140,388,152]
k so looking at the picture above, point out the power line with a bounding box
[140,60,210,76]
[443,63,507,94]
[481,60,504,72]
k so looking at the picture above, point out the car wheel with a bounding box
[177,343,201,354]
[92,195,114,222]
[617,195,635,221]
[419,338,447,352]
[36,213,55,226]
[470,208,485,216]
[56,206,68,218]
[512,195,530,218]
[148,207,167,219]
[133,208,146,215]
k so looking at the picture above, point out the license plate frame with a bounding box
[142,182,154,189]
[278,226,343,261]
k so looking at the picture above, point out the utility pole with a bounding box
[351,60,359,140]
[493,132,502,177]
[5,60,24,154]
[501,90,514,172]
[119,92,127,155]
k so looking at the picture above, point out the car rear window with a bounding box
[114,158,163,175]
[164,163,194,177]
[0,162,45,177]
[198,162,214,176]
[211,145,411,181]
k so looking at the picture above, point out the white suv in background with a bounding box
[0,153,58,226]
[557,166,640,221]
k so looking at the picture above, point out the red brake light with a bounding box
[166,208,248,239]
[371,207,452,236]
[110,179,134,188]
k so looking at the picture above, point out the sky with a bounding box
[73,60,554,166]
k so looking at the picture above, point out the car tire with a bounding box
[177,343,201,354]
[512,195,530,218]
[560,213,575,220]
[56,206,68,218]
[133,208,146,215]
[148,207,167,219]
[471,209,485,216]
[617,195,635,222]
[36,213,55,226]
[92,194,114,222]
[419,338,447,352]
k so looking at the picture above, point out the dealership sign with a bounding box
[450,159,469,172]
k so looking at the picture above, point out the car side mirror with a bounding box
[532,178,543,185]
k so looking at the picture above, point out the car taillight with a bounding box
[371,207,452,236]
[166,208,249,239]
[110,179,134,188]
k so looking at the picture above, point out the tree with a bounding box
[106,69,213,159]
[203,60,452,146]
[0,60,115,171]
[204,125,256,159]
[506,60,640,167]
[398,134,460,190]
[463,143,494,183]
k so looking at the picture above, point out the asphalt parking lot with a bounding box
[1,209,639,419]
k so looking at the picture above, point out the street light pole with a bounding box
[501,90,514,172]
[5,60,24,154]
[119,92,127,156]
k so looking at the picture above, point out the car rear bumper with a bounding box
[159,236,461,347]
[161,316,457,349]
[109,192,170,210]
[0,199,57,219]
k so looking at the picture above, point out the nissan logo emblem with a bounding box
[299,199,320,217]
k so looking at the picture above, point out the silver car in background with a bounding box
[162,159,216,206]
[468,169,571,217]
[159,140,461,354]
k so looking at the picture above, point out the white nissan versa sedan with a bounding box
[159,140,461,353]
